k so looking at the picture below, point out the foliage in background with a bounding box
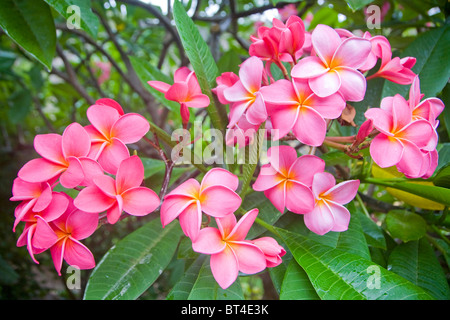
[0,0,449,300]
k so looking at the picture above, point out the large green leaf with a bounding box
[186,257,244,300]
[172,0,226,130]
[83,217,182,300]
[385,210,427,242]
[43,0,99,38]
[167,255,206,300]
[276,228,435,300]
[346,0,374,11]
[279,259,320,300]
[0,0,56,70]
[382,25,450,99]
[388,238,450,300]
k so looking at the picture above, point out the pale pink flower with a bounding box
[74,156,160,224]
[250,237,286,268]
[260,78,346,146]
[160,168,242,241]
[253,145,325,214]
[291,24,372,101]
[278,4,298,22]
[148,67,210,124]
[225,114,259,148]
[50,202,98,275]
[85,99,150,174]
[93,61,111,85]
[192,209,267,289]
[18,122,102,188]
[365,94,435,178]
[223,57,268,127]
[16,192,70,264]
[304,172,360,235]
[212,72,239,105]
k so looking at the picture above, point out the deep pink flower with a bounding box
[50,202,98,275]
[16,192,70,264]
[260,78,346,146]
[148,67,210,124]
[253,145,324,214]
[223,57,268,127]
[304,172,360,235]
[85,100,150,174]
[192,209,267,289]
[250,237,286,268]
[74,155,160,224]
[365,35,416,84]
[365,94,435,178]
[160,168,242,241]
[18,122,102,188]
[225,114,259,148]
[291,24,372,101]
[272,16,306,62]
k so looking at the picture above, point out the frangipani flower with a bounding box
[260,78,346,146]
[192,209,267,289]
[10,178,54,231]
[253,145,325,214]
[74,156,160,224]
[250,237,286,268]
[225,114,259,148]
[304,172,360,235]
[18,122,101,188]
[365,94,435,178]
[212,72,239,105]
[160,168,242,241]
[224,57,268,127]
[85,101,150,175]
[50,203,98,275]
[291,24,372,101]
[16,192,70,264]
[148,67,210,124]
[272,15,306,62]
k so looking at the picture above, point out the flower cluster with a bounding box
[11,99,160,274]
[160,168,285,289]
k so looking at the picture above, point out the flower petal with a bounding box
[253,164,284,191]
[115,155,144,194]
[59,157,85,189]
[178,201,202,241]
[62,123,91,158]
[308,69,341,98]
[264,182,286,214]
[327,201,351,232]
[231,241,266,274]
[160,195,195,227]
[210,246,239,289]
[18,158,66,183]
[395,139,425,178]
[332,37,371,69]
[66,210,98,240]
[147,80,171,94]
[322,179,360,205]
[292,106,327,146]
[74,185,115,213]
[303,201,335,235]
[311,24,342,66]
[192,227,226,254]
[239,57,263,93]
[201,168,239,191]
[34,133,65,164]
[227,208,259,241]
[97,138,130,175]
[200,186,242,217]
[291,56,329,79]
[311,172,336,198]
[122,187,160,216]
[63,238,96,270]
[369,134,403,168]
[86,104,121,140]
[285,180,315,214]
[267,145,298,176]
[110,113,150,144]
[288,155,325,186]
[334,67,366,102]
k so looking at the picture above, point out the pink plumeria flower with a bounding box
[260,78,346,146]
[212,72,239,105]
[223,57,268,127]
[160,168,242,241]
[85,99,150,175]
[278,4,298,22]
[74,155,160,224]
[192,209,267,289]
[18,122,102,189]
[365,35,416,84]
[365,94,435,178]
[10,178,54,232]
[272,16,306,62]
[304,172,360,235]
[250,237,286,268]
[291,24,372,101]
[16,192,69,264]
[50,202,98,275]
[253,145,325,214]
[148,67,210,124]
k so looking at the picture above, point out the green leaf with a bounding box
[346,0,374,11]
[365,177,450,207]
[167,255,206,300]
[388,238,450,300]
[186,257,244,300]
[276,228,435,300]
[279,259,320,300]
[83,218,182,300]
[385,210,427,242]
[336,202,371,260]
[129,56,178,111]
[356,208,387,249]
[383,25,450,99]
[172,0,226,130]
[0,0,56,70]
[140,157,166,179]
[43,0,99,38]
[433,163,450,188]
[8,89,32,124]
